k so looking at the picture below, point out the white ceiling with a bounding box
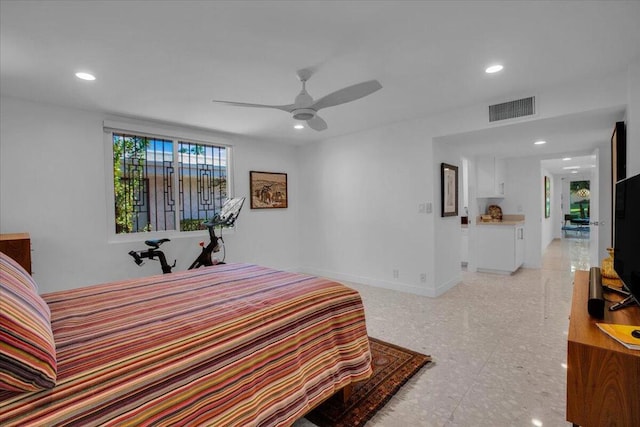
[541,155,596,177]
[439,106,625,173]
[1,0,640,159]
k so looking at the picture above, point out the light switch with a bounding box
[426,202,433,213]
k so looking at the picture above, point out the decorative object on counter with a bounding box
[487,204,503,221]
[601,247,622,288]
[440,163,458,217]
[477,214,525,225]
[544,175,551,218]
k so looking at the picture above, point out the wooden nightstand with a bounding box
[0,233,32,274]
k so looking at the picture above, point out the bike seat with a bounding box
[144,238,170,248]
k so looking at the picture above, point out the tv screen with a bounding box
[613,173,640,309]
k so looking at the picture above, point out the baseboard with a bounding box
[434,275,460,296]
[476,268,513,275]
[299,267,445,297]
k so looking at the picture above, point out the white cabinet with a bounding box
[514,225,525,269]
[476,156,506,198]
[476,223,525,273]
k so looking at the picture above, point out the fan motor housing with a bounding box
[292,108,316,120]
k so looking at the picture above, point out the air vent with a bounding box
[489,96,535,122]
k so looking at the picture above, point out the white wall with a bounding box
[297,119,438,296]
[1,69,634,296]
[0,96,300,292]
[597,142,612,256]
[297,72,629,296]
[627,57,640,177]
[433,142,463,293]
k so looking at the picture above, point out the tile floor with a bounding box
[295,237,590,427]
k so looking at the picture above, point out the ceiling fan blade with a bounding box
[311,80,382,111]
[212,100,294,113]
[307,115,328,131]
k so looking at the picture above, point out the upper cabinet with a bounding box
[476,156,506,198]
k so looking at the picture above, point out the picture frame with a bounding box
[250,171,288,209]
[441,163,458,217]
[544,175,551,218]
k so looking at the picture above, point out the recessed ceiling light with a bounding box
[485,64,503,74]
[571,170,578,174]
[75,72,96,81]
[534,140,547,145]
[562,157,572,161]
[293,124,304,130]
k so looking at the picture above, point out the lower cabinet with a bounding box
[476,224,524,273]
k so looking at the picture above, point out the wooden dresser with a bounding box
[0,233,31,274]
[567,270,640,426]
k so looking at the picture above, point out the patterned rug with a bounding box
[306,337,432,427]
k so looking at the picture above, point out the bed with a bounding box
[0,252,372,426]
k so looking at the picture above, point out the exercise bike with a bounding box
[128,197,245,274]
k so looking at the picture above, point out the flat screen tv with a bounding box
[611,173,640,311]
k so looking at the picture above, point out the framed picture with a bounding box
[250,171,288,209]
[441,163,458,217]
[544,176,551,218]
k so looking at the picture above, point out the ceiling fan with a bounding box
[212,69,382,131]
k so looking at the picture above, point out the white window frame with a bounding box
[103,119,234,243]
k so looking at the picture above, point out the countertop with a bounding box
[476,214,525,226]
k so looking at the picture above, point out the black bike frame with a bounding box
[128,225,222,274]
[187,226,221,270]
[128,197,245,275]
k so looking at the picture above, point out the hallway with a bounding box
[542,236,591,273]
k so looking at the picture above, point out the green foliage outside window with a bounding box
[113,136,150,233]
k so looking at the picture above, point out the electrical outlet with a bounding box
[393,269,399,279]
[420,273,427,283]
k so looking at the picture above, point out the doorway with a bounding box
[562,179,591,238]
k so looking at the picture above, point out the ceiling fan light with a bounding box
[75,72,96,81]
[292,108,315,121]
[294,124,304,129]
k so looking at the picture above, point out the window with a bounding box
[111,131,229,235]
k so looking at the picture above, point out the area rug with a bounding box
[306,337,432,427]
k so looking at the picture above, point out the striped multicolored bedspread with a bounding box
[0,263,372,426]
